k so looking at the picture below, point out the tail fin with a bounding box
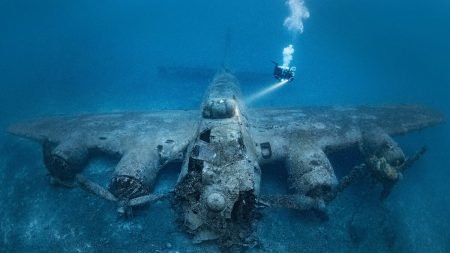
[156,28,270,84]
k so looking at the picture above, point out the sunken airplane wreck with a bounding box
[8,72,444,249]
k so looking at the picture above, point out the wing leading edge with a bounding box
[8,110,199,155]
[249,105,445,152]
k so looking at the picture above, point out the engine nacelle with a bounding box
[43,140,88,182]
[360,128,406,183]
[360,128,405,166]
[287,145,338,200]
[109,148,160,200]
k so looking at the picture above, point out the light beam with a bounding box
[246,80,289,104]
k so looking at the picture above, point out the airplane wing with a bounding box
[248,105,445,160]
[9,105,443,161]
[8,110,199,157]
[6,104,445,204]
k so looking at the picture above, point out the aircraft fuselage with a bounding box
[175,72,261,244]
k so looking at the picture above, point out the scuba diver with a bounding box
[272,61,296,82]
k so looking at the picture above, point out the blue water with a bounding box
[1,0,449,252]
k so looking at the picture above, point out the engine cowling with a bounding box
[360,128,405,166]
[109,148,160,200]
[360,128,406,183]
[43,140,88,182]
[287,144,338,200]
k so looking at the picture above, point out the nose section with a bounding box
[202,98,237,119]
[206,192,226,212]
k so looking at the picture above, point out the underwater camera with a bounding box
[273,62,296,82]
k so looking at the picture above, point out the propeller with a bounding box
[258,194,328,220]
[73,174,172,215]
[328,146,428,201]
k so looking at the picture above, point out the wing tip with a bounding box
[393,104,445,126]
[7,122,29,137]
[421,105,446,127]
[6,121,44,142]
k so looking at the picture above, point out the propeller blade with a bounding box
[76,174,117,202]
[259,194,325,212]
[128,193,170,207]
[399,146,427,172]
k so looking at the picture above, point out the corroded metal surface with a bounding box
[7,71,445,250]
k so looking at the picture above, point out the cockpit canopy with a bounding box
[202,98,237,119]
